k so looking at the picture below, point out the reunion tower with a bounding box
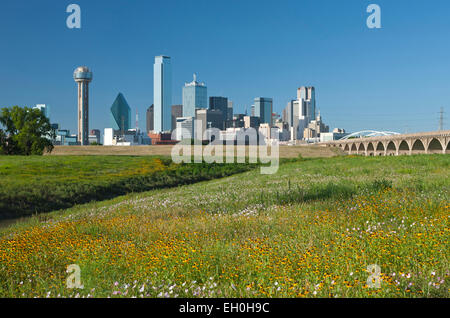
[73,66,93,145]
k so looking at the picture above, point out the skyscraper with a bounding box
[209,96,228,129]
[34,104,49,118]
[146,105,154,133]
[171,105,183,132]
[73,66,93,145]
[195,108,223,141]
[110,93,131,133]
[227,101,234,121]
[297,86,316,119]
[154,56,172,133]
[254,97,273,125]
[182,73,207,118]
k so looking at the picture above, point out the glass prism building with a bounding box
[110,93,131,132]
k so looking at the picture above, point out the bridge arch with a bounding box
[427,138,444,154]
[351,144,357,154]
[386,141,396,156]
[358,143,365,154]
[447,140,450,154]
[411,139,426,154]
[375,142,385,156]
[366,142,375,156]
[398,140,410,155]
[344,144,350,152]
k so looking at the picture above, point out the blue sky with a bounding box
[1,0,449,134]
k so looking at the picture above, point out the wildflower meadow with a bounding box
[0,154,448,298]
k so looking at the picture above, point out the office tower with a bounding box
[244,116,260,129]
[146,105,154,133]
[283,99,299,140]
[283,100,295,127]
[195,108,223,139]
[34,104,49,118]
[154,55,172,133]
[253,97,273,125]
[171,105,183,132]
[182,73,207,118]
[250,105,255,117]
[209,96,228,129]
[282,107,287,124]
[73,66,93,145]
[297,86,316,119]
[110,93,131,133]
[175,117,194,141]
[227,101,234,121]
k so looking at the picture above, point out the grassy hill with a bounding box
[0,155,448,298]
[0,155,256,219]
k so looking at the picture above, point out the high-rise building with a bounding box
[175,117,194,141]
[34,104,49,118]
[146,105,154,133]
[73,66,93,145]
[182,73,207,118]
[283,99,301,140]
[154,55,172,133]
[209,97,228,129]
[244,116,260,129]
[195,108,223,140]
[110,93,131,133]
[297,86,316,119]
[253,97,273,125]
[171,105,183,132]
[227,101,234,121]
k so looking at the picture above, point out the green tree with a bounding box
[0,106,55,155]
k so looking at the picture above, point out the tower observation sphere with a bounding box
[73,66,93,145]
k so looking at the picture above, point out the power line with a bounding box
[439,107,444,131]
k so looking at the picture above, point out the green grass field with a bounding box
[0,155,448,298]
[0,156,256,219]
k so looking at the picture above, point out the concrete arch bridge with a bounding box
[321,130,450,156]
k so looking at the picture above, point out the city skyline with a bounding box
[1,0,449,134]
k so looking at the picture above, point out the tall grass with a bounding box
[0,156,257,219]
